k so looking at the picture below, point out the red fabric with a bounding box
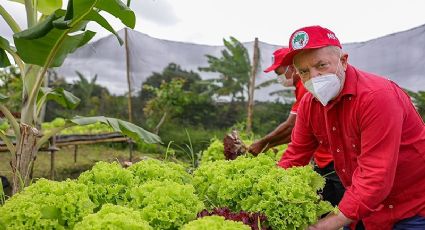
[290,79,307,114]
[281,25,342,66]
[278,65,425,229]
[291,78,333,168]
[264,48,290,73]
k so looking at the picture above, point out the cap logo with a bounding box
[327,33,337,40]
[292,31,309,50]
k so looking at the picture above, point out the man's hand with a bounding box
[308,211,352,230]
[248,140,269,156]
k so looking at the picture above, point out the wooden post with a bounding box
[247,37,260,133]
[48,136,60,180]
[125,28,133,123]
[128,138,134,162]
[73,145,78,163]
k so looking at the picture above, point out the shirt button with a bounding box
[352,144,356,148]
[332,126,336,131]
[349,97,352,100]
[342,169,346,173]
[336,148,340,153]
[388,205,394,209]
[319,141,323,144]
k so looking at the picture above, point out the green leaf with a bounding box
[0,36,12,51]
[96,0,136,29]
[40,206,61,219]
[38,87,81,109]
[9,0,63,15]
[14,11,62,39]
[0,49,11,67]
[69,116,162,144]
[85,10,123,45]
[0,36,24,71]
[13,0,135,67]
[14,27,94,67]
[0,36,13,67]
[0,92,8,102]
[71,0,96,25]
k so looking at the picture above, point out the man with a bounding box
[249,48,344,207]
[278,25,425,230]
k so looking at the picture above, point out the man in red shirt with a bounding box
[278,25,425,230]
[249,48,345,208]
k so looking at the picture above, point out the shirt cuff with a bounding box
[338,189,383,220]
[276,158,290,169]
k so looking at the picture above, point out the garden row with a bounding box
[0,139,333,230]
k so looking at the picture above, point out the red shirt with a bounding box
[278,65,425,229]
[291,78,333,168]
[290,79,308,114]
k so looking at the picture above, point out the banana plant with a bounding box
[0,0,161,194]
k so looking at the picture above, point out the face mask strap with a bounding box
[283,66,289,76]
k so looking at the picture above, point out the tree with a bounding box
[199,37,251,102]
[136,63,214,125]
[406,90,425,121]
[143,79,191,134]
[246,37,260,133]
[0,0,161,194]
[44,71,117,120]
[0,66,22,113]
[139,63,207,101]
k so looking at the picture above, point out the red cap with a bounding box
[281,25,341,66]
[264,48,290,73]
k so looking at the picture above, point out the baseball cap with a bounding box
[281,25,341,66]
[264,48,290,73]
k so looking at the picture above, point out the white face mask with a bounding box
[304,60,343,106]
[304,74,341,106]
[276,66,294,87]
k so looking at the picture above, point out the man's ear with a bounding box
[341,53,349,70]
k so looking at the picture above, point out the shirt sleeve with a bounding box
[338,89,404,220]
[278,97,317,168]
[290,100,300,114]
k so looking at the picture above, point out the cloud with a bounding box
[131,0,179,26]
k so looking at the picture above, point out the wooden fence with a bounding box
[0,132,134,180]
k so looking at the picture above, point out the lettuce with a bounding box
[74,204,152,230]
[77,161,134,208]
[128,158,192,185]
[182,216,250,230]
[129,180,204,229]
[0,179,94,229]
[199,138,225,164]
[192,154,333,229]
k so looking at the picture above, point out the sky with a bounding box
[1,0,425,46]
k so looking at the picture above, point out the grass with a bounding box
[0,144,163,197]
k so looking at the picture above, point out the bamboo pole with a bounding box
[124,28,133,123]
[246,38,260,133]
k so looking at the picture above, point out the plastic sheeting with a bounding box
[55,25,425,101]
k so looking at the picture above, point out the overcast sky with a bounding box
[1,0,425,46]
